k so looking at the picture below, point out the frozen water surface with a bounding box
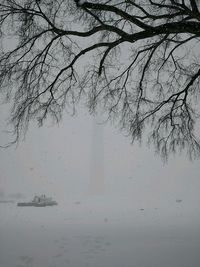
[0,196,200,267]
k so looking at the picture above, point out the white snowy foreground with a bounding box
[0,195,200,267]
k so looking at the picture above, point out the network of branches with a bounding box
[0,0,200,159]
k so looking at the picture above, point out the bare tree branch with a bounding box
[0,0,200,159]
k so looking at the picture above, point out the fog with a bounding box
[0,104,200,267]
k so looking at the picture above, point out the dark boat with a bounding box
[17,195,57,207]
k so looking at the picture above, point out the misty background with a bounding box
[0,102,200,267]
[0,1,200,266]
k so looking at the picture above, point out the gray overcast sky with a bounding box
[0,9,199,221]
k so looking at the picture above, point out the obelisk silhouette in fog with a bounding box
[89,113,104,195]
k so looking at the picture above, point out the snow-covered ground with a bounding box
[0,195,200,267]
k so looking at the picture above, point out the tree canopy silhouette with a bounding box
[0,0,200,159]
